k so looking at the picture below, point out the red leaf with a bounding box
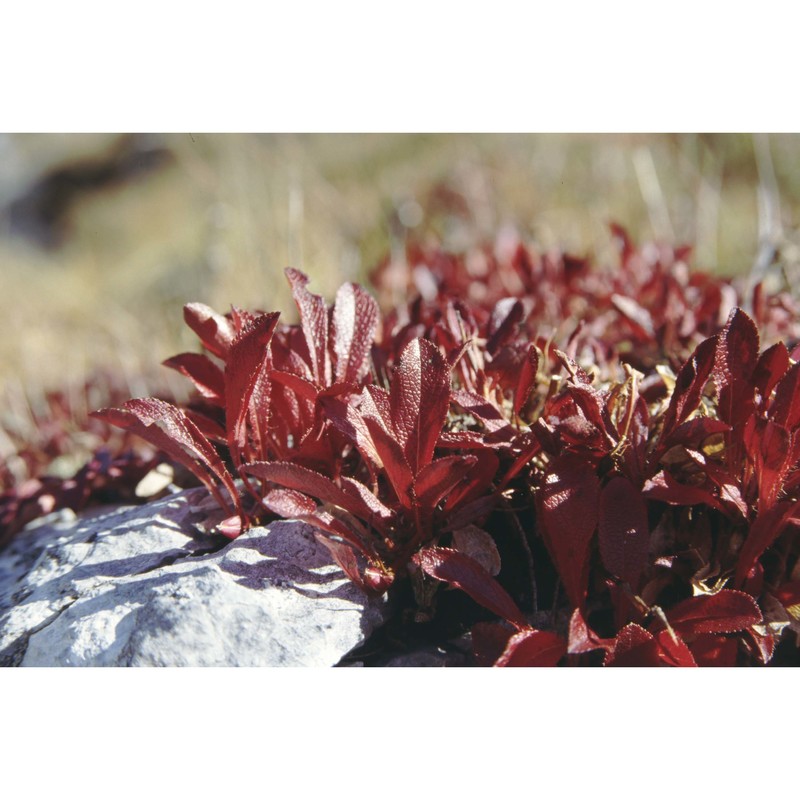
[715,307,760,386]
[744,416,793,513]
[362,415,414,508]
[443,448,500,512]
[320,393,383,471]
[262,488,318,518]
[414,455,478,510]
[313,534,370,592]
[494,629,566,667]
[285,268,331,386]
[413,546,529,629]
[604,624,664,666]
[677,448,748,518]
[735,499,800,586]
[664,417,731,450]
[391,338,451,473]
[184,409,227,443]
[498,430,542,490]
[660,335,717,441]
[224,312,280,466]
[269,370,319,403]
[513,344,540,416]
[244,461,391,529]
[538,454,600,609]
[665,589,762,637]
[642,470,726,513]
[183,302,236,358]
[773,580,800,611]
[162,352,226,404]
[598,475,650,590]
[331,282,380,384]
[752,341,790,407]
[610,222,635,262]
[363,385,394,431]
[487,297,525,354]
[471,621,515,666]
[300,508,378,562]
[771,361,800,430]
[745,628,776,665]
[713,307,759,427]
[689,634,739,666]
[92,398,239,517]
[567,608,613,654]
[452,389,511,434]
[611,293,655,339]
[553,349,593,385]
[653,629,697,667]
[218,516,243,539]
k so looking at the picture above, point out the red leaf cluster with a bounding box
[8,224,800,666]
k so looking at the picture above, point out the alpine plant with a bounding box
[14,224,800,666]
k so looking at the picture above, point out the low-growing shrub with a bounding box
[10,225,800,665]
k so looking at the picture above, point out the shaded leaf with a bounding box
[314,534,370,592]
[665,417,731,450]
[538,454,600,608]
[452,389,511,434]
[162,352,226,404]
[471,621,514,667]
[567,608,613,654]
[269,370,319,403]
[689,634,739,666]
[414,455,478,510]
[320,393,384,471]
[642,470,725,513]
[494,629,566,667]
[452,525,501,576]
[598,475,650,589]
[414,546,528,629]
[735,499,800,586]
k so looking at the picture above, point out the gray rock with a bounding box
[0,488,390,666]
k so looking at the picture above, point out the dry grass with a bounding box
[2,133,800,405]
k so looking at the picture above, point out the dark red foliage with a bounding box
[9,224,800,666]
[0,373,180,548]
[598,476,650,591]
[537,454,600,609]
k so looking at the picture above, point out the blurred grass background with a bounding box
[2,132,800,403]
